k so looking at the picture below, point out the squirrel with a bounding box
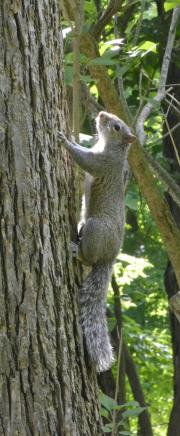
[58,111,136,372]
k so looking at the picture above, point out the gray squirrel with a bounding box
[58,111,135,372]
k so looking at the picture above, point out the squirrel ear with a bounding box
[126,133,136,143]
[98,111,107,119]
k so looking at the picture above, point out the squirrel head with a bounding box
[96,111,136,147]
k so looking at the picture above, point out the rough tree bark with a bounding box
[0,2,101,435]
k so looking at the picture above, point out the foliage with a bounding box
[100,392,146,435]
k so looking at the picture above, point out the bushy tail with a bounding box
[80,263,114,372]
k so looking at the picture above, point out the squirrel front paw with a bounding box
[57,131,67,143]
[71,241,79,257]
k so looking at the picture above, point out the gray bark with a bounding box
[0,2,101,435]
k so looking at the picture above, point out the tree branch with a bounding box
[93,0,123,40]
[136,6,180,145]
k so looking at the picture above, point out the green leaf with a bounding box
[114,401,140,411]
[122,406,147,418]
[119,432,132,436]
[104,38,124,46]
[164,1,180,12]
[125,191,139,211]
[101,408,109,418]
[88,51,119,66]
[64,66,73,86]
[122,401,140,408]
[103,423,113,433]
[108,317,117,332]
[80,74,92,83]
[99,392,117,411]
[139,41,157,57]
[147,98,161,109]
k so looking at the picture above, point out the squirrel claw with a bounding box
[71,241,79,257]
[57,131,67,143]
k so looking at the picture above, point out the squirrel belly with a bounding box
[58,111,135,372]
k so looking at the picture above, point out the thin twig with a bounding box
[144,150,180,208]
[165,97,180,120]
[147,120,180,145]
[166,91,180,109]
[162,108,180,167]
[133,72,156,126]
[136,7,180,145]
[114,15,133,123]
[133,0,146,46]
[165,93,173,117]
[111,328,123,436]
[150,83,180,90]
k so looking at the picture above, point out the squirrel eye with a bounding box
[114,124,120,131]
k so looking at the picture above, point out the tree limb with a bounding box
[93,0,123,40]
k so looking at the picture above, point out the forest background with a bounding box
[62,0,180,434]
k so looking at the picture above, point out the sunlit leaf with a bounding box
[104,38,124,46]
[139,41,158,57]
[164,1,180,12]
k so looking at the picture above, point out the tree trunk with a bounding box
[0,2,101,435]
